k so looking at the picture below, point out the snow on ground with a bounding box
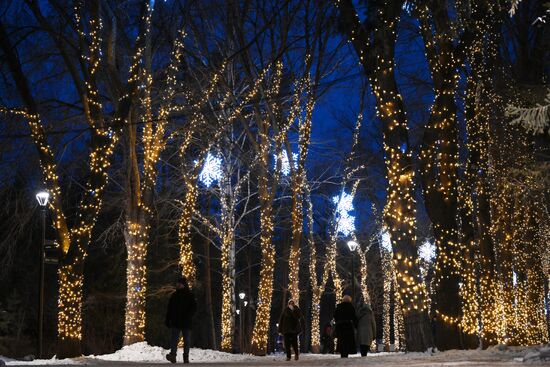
[91,342,262,363]
[1,342,549,366]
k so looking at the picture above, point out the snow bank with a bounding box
[521,344,550,364]
[2,356,82,365]
[90,342,261,363]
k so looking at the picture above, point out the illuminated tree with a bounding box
[286,77,315,306]
[413,0,474,349]
[310,109,364,352]
[0,0,152,356]
[192,130,254,352]
[456,0,550,347]
[335,0,434,351]
[117,5,189,344]
[176,58,272,290]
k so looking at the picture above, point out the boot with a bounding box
[295,353,299,361]
[183,353,189,364]
[166,353,176,364]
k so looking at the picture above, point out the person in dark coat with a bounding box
[333,295,357,358]
[277,299,304,361]
[321,322,335,354]
[165,277,197,364]
[356,303,376,356]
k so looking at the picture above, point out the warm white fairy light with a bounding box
[199,152,223,187]
[332,191,355,237]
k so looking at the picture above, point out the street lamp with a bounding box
[238,292,246,353]
[36,191,49,358]
[347,241,359,304]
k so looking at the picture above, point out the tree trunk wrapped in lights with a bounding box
[416,2,468,350]
[461,68,499,345]
[305,188,321,352]
[359,246,370,305]
[382,250,391,350]
[218,168,246,352]
[121,19,187,344]
[286,72,317,304]
[393,271,405,351]
[335,0,434,351]
[220,218,237,352]
[250,109,283,355]
[178,177,200,285]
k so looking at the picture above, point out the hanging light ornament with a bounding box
[274,151,298,177]
[198,152,223,187]
[332,191,356,237]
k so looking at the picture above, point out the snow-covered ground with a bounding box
[1,342,549,366]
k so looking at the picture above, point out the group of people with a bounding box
[164,277,376,363]
[277,294,376,361]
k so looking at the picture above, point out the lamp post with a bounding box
[36,191,49,358]
[238,292,245,353]
[347,241,359,304]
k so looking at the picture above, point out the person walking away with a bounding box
[356,303,376,357]
[277,299,304,361]
[165,277,197,364]
[333,295,357,358]
[321,322,335,354]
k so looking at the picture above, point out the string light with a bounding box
[333,5,432,352]
[250,61,285,356]
[288,72,316,307]
[178,60,276,292]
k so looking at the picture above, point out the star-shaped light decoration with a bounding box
[332,191,355,237]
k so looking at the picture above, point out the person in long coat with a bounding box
[356,303,376,356]
[333,295,357,358]
[165,277,197,364]
[277,299,304,361]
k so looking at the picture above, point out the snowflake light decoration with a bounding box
[332,191,355,237]
[402,0,414,14]
[418,239,436,263]
[380,229,392,252]
[274,151,298,176]
[199,152,222,187]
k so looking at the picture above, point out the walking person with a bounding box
[333,295,357,358]
[277,299,304,361]
[321,322,335,354]
[356,303,376,357]
[165,277,197,364]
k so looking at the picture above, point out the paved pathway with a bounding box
[5,352,546,367]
